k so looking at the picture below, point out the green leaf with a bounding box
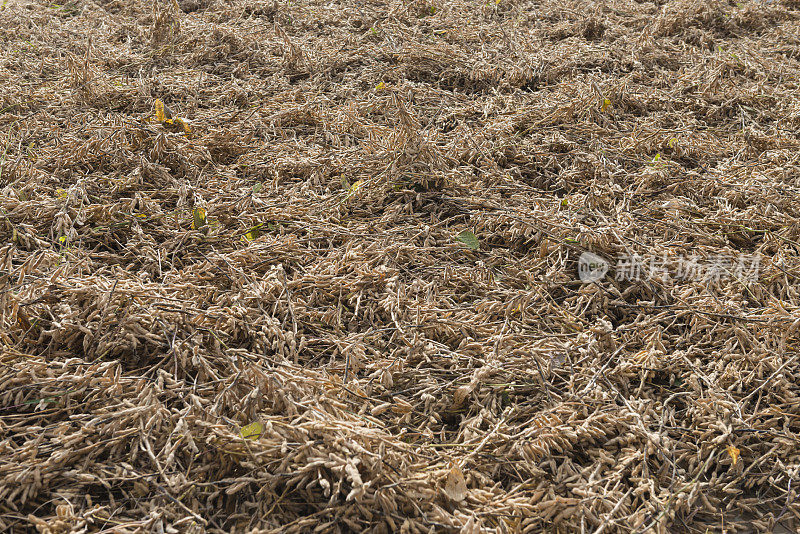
[455,230,479,250]
[240,421,263,440]
[252,182,263,194]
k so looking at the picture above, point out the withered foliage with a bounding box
[2,0,800,532]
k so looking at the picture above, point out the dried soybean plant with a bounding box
[2,0,800,532]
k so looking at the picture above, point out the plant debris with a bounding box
[2,0,800,532]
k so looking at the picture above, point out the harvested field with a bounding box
[2,0,800,531]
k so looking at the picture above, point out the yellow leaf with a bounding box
[240,421,263,440]
[55,188,68,200]
[375,81,386,91]
[727,445,740,465]
[154,99,168,123]
[345,179,364,201]
[600,98,611,112]
[191,207,207,230]
[668,137,677,149]
[173,117,191,135]
[243,223,265,241]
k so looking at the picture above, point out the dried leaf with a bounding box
[444,466,467,502]
[452,384,473,408]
